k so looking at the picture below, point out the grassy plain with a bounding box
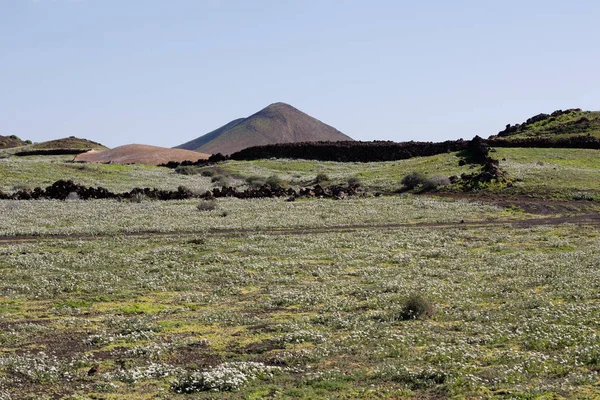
[1,150,600,399]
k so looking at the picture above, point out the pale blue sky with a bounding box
[1,0,599,148]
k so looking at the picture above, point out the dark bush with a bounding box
[174,165,201,175]
[347,177,361,187]
[208,153,227,162]
[200,169,216,177]
[399,294,434,320]
[401,172,426,190]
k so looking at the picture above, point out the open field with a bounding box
[1,150,600,399]
[1,196,600,399]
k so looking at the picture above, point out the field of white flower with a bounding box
[0,196,505,236]
[0,195,599,398]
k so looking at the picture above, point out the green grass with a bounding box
[222,153,469,191]
[496,147,600,199]
[1,218,599,398]
[0,155,215,193]
[493,110,600,140]
[2,146,600,398]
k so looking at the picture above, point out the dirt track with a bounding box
[1,211,599,245]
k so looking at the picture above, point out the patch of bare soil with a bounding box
[74,144,210,166]
[424,192,600,215]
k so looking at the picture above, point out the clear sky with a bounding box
[1,0,599,148]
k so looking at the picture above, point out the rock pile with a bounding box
[1,180,362,201]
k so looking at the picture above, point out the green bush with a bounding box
[246,175,266,188]
[266,175,284,190]
[211,175,230,187]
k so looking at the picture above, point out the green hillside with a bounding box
[490,108,600,141]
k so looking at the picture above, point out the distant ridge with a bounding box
[176,102,353,155]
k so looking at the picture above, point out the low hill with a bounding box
[0,135,29,148]
[74,144,211,166]
[490,109,600,141]
[176,102,353,155]
[30,136,107,150]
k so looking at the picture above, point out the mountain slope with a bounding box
[490,109,600,141]
[175,118,245,152]
[176,102,353,155]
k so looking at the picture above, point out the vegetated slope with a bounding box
[13,136,109,156]
[0,135,28,148]
[74,144,211,166]
[29,136,107,150]
[490,108,600,141]
[176,102,353,155]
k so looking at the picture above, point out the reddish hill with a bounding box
[176,102,353,155]
[74,144,211,166]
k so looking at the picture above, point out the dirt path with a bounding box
[425,192,600,215]
[1,212,599,245]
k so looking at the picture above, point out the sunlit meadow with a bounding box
[1,194,599,399]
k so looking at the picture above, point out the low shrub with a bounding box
[174,165,201,175]
[246,176,266,188]
[131,192,146,203]
[399,294,434,320]
[347,177,361,187]
[197,200,217,212]
[266,175,284,190]
[315,173,330,184]
[401,172,426,190]
[211,175,230,187]
[422,175,451,191]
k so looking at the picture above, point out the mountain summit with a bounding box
[176,102,353,155]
